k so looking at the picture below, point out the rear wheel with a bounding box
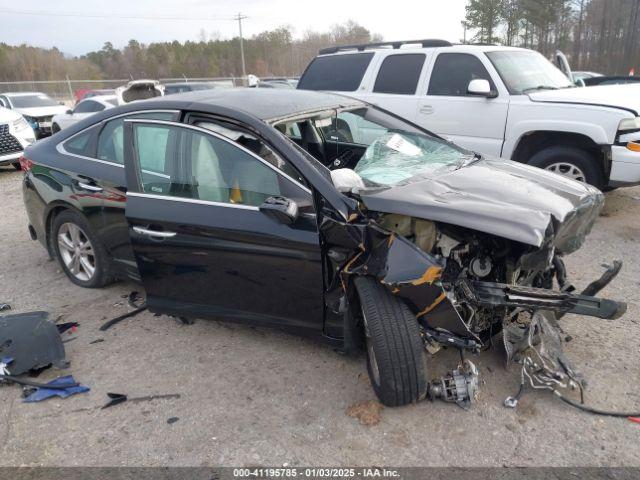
[354,277,427,406]
[52,210,112,288]
[528,146,604,188]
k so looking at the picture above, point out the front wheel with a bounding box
[52,210,112,288]
[12,162,21,170]
[354,277,427,406]
[528,146,604,188]
[51,123,61,134]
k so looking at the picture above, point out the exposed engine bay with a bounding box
[321,175,627,410]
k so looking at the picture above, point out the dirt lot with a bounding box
[0,167,639,467]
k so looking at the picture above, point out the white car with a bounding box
[0,106,36,169]
[298,41,640,189]
[51,95,118,132]
[115,79,164,105]
[0,92,67,138]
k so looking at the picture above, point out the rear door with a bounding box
[122,119,325,332]
[357,52,430,123]
[418,51,509,156]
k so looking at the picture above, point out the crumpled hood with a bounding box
[14,106,68,118]
[358,157,604,253]
[528,83,640,115]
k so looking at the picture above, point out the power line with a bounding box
[0,8,237,22]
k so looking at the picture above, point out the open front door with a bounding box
[122,118,324,333]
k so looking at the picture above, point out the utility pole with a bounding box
[235,12,248,80]
[461,21,468,44]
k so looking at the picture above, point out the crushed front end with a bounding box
[321,166,627,408]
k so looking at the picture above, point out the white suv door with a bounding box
[357,52,431,123]
[417,51,509,157]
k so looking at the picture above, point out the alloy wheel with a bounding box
[545,162,587,183]
[57,222,96,282]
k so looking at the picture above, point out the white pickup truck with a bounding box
[298,40,640,188]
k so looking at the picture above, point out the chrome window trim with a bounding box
[125,118,313,195]
[127,191,259,211]
[56,109,179,168]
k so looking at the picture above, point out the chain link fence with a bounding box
[0,77,244,106]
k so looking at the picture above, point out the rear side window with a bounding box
[428,53,495,96]
[373,54,426,95]
[97,112,175,164]
[298,53,373,91]
[63,129,94,156]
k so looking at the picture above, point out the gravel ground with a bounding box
[0,167,638,467]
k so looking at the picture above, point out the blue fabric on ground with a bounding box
[23,375,90,402]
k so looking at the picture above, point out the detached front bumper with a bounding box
[609,142,640,187]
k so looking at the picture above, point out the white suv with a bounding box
[298,40,640,189]
[0,107,36,169]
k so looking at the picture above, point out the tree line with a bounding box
[0,20,379,82]
[2,2,638,83]
[464,0,640,74]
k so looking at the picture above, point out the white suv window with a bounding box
[298,53,374,92]
[428,53,495,96]
[373,54,426,95]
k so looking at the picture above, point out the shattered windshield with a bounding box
[354,130,472,186]
[328,108,472,187]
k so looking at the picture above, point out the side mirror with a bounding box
[467,79,497,98]
[575,78,586,88]
[66,109,73,115]
[259,196,298,225]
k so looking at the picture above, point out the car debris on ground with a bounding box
[22,375,89,403]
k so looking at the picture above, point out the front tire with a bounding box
[528,146,604,188]
[52,210,112,288]
[354,277,427,406]
[12,162,21,170]
[51,123,61,134]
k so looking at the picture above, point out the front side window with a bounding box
[320,111,388,145]
[132,123,303,207]
[195,119,307,187]
[428,53,496,96]
[297,53,373,92]
[373,54,426,95]
[97,112,175,164]
[486,50,573,94]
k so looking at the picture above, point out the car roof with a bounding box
[82,94,117,104]
[144,88,366,122]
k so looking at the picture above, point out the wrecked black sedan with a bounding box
[21,89,626,407]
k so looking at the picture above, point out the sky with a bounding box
[0,0,467,56]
